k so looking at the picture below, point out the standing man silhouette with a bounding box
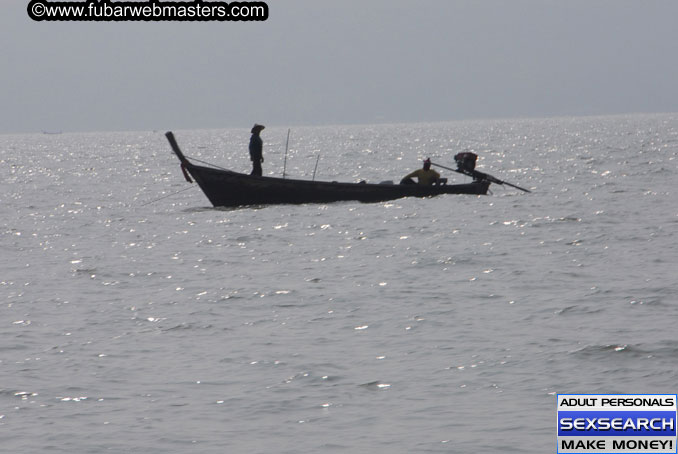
[249,124,265,176]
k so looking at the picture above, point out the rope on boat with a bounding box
[184,155,229,171]
[139,185,196,207]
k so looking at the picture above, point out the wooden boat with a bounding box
[165,131,490,207]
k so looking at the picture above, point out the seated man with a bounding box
[400,158,440,185]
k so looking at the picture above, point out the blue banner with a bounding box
[558,411,676,437]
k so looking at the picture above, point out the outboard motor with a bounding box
[454,152,478,173]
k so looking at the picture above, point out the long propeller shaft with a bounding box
[431,161,531,193]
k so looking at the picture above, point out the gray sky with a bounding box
[2,0,677,133]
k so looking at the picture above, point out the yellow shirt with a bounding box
[403,168,440,185]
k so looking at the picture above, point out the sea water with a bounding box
[1,113,677,453]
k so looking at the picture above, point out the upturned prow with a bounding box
[165,131,189,165]
[165,131,193,183]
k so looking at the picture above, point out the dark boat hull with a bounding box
[186,164,490,207]
[165,131,489,207]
